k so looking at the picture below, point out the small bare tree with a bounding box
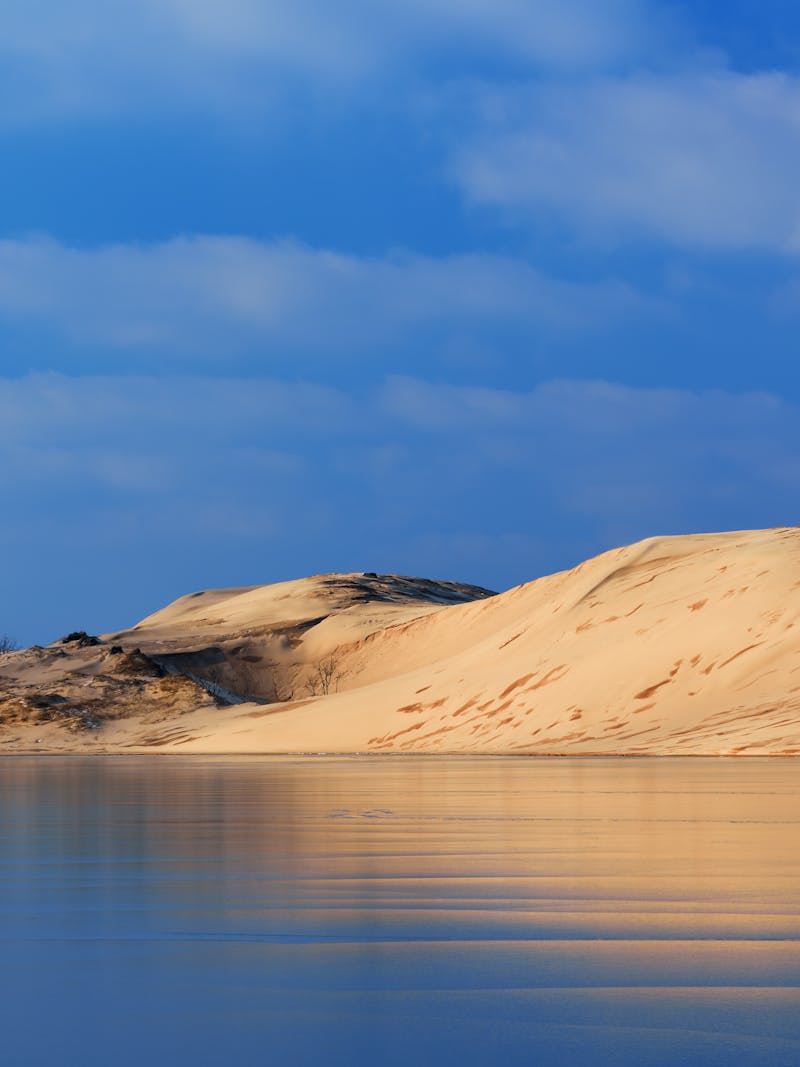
[305,653,346,696]
[0,634,18,654]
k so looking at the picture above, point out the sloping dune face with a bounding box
[2,529,799,754]
[0,573,497,748]
[119,572,496,701]
[175,527,800,755]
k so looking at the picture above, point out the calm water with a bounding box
[0,756,798,1066]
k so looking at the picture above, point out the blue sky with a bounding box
[2,0,799,645]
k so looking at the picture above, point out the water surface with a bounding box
[1,756,798,1065]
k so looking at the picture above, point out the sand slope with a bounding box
[0,573,494,748]
[2,529,799,754]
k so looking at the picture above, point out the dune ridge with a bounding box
[2,528,799,754]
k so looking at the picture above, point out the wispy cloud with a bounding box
[0,0,657,123]
[0,235,652,361]
[455,71,800,251]
[378,376,799,546]
[4,372,794,508]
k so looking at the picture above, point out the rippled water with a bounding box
[0,756,798,1065]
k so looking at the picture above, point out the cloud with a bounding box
[0,1,656,123]
[4,371,796,510]
[455,71,800,251]
[378,376,800,540]
[161,0,653,73]
[2,371,797,578]
[0,373,353,453]
[0,235,651,362]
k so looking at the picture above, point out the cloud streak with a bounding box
[0,0,656,123]
[4,371,795,503]
[456,71,800,251]
[0,235,651,362]
[2,373,797,633]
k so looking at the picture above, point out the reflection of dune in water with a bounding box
[1,756,799,1066]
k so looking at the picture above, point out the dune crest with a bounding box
[2,529,799,754]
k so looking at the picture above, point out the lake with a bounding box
[0,756,798,1065]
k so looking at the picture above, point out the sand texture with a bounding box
[2,528,799,754]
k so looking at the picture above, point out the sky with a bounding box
[2,0,800,645]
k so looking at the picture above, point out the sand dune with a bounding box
[2,528,799,754]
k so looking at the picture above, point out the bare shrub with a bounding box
[0,634,18,654]
[305,653,346,696]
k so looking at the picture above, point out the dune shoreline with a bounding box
[2,527,799,756]
[1,749,796,758]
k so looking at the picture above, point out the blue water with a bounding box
[0,756,798,1065]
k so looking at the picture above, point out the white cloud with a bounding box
[0,235,652,357]
[161,0,651,71]
[455,71,800,251]
[0,0,655,123]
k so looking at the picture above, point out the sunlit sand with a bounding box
[2,527,799,754]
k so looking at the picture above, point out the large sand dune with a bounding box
[2,528,799,754]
